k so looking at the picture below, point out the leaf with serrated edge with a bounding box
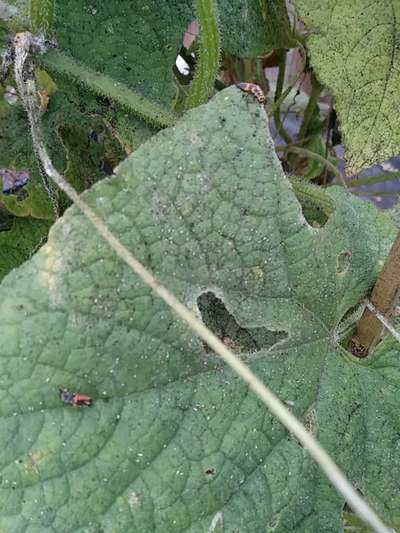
[0,87,397,531]
[294,0,400,174]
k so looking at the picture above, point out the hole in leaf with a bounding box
[197,292,286,354]
[336,250,352,276]
[300,204,329,227]
[290,179,334,227]
[15,188,29,202]
[205,467,216,476]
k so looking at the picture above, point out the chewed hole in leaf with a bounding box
[290,180,333,228]
[336,251,352,276]
[301,206,329,228]
[197,291,287,354]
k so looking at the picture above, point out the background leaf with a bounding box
[293,0,400,174]
[0,87,55,219]
[0,88,398,531]
[0,214,50,280]
[219,0,295,57]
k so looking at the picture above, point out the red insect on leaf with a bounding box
[236,83,266,104]
[59,388,93,407]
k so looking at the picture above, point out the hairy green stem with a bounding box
[269,40,307,118]
[273,49,292,144]
[269,73,300,117]
[352,190,400,198]
[348,171,400,188]
[255,57,268,96]
[185,0,220,109]
[40,50,177,128]
[242,58,254,82]
[30,0,54,35]
[298,72,323,140]
[290,178,334,217]
[277,144,346,187]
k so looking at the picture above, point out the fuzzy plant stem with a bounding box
[273,49,292,144]
[298,71,323,140]
[184,0,220,109]
[290,177,334,217]
[348,171,400,188]
[276,144,346,187]
[30,0,54,35]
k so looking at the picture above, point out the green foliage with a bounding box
[0,65,129,276]
[0,3,399,528]
[290,177,334,224]
[30,0,53,34]
[40,50,178,128]
[0,214,50,280]
[219,0,296,56]
[0,91,55,219]
[0,0,297,280]
[49,0,193,107]
[294,0,400,173]
[0,88,397,531]
[184,0,220,110]
[300,137,329,179]
[0,79,126,217]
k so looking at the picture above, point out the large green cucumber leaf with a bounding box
[0,87,398,531]
[294,0,400,174]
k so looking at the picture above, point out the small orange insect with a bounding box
[59,388,92,407]
[236,83,266,104]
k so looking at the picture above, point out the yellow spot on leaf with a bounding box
[251,265,264,280]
